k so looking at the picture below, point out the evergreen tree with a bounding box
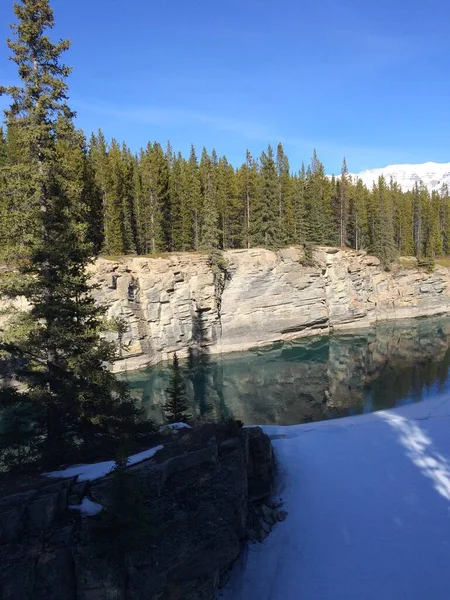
[88,129,109,251]
[439,184,450,256]
[253,145,278,247]
[412,183,423,258]
[0,0,147,467]
[0,127,7,166]
[200,153,219,251]
[348,178,369,251]
[164,353,190,423]
[276,143,294,245]
[237,150,259,249]
[335,158,350,247]
[305,150,334,244]
[393,182,413,256]
[292,164,307,245]
[188,145,202,250]
[368,176,397,267]
[168,151,186,251]
[136,142,168,254]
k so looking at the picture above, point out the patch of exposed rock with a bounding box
[87,248,450,371]
[0,425,274,600]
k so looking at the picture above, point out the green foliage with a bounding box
[253,145,279,248]
[300,242,316,267]
[164,353,190,423]
[0,386,42,469]
[0,0,151,470]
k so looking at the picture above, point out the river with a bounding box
[121,315,450,426]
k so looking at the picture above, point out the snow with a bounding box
[159,422,192,432]
[220,395,450,600]
[44,444,163,482]
[69,497,104,516]
[346,161,450,193]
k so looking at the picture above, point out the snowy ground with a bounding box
[220,395,450,600]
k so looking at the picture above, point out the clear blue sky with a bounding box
[1,0,449,174]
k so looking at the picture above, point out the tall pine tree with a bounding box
[0,0,147,467]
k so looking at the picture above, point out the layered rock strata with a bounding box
[88,248,450,371]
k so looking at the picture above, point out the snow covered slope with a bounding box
[348,162,450,192]
[220,395,450,600]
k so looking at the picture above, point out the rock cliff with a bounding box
[89,247,450,371]
[0,425,274,600]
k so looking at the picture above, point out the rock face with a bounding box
[89,247,450,371]
[0,426,274,600]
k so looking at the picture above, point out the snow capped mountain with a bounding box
[348,162,450,193]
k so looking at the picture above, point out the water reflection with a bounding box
[121,316,450,426]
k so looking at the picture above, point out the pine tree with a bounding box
[276,143,294,246]
[168,151,186,251]
[393,182,413,256]
[164,353,190,423]
[88,129,109,251]
[292,164,307,245]
[136,142,169,254]
[348,178,369,251]
[0,0,148,467]
[305,150,334,245]
[0,127,7,166]
[237,150,259,249]
[368,176,397,267]
[337,158,350,247]
[253,145,278,247]
[188,146,202,250]
[200,153,219,251]
[439,184,450,256]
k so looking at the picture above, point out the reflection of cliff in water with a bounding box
[122,315,450,426]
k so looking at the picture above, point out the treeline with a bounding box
[1,126,450,266]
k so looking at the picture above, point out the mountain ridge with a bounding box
[344,161,450,192]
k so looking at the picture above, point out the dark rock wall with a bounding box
[0,427,274,600]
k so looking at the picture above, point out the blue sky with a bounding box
[0,0,449,174]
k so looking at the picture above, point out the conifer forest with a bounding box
[2,126,450,269]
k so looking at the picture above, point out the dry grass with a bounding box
[398,256,419,268]
[435,257,450,268]
[99,250,208,262]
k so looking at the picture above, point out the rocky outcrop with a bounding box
[88,247,450,371]
[0,425,275,600]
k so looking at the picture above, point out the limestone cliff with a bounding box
[89,247,450,371]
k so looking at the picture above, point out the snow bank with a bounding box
[69,497,104,516]
[159,422,192,432]
[44,444,163,482]
[221,394,450,600]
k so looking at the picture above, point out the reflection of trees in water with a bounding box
[124,315,450,426]
[188,309,229,419]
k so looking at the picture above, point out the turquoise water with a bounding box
[121,315,450,426]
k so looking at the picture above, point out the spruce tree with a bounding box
[238,150,259,249]
[164,353,190,423]
[276,143,294,246]
[292,163,307,245]
[305,150,334,245]
[188,146,202,250]
[337,158,350,247]
[348,178,369,251]
[0,0,147,467]
[136,142,169,254]
[368,176,397,267]
[200,153,219,251]
[253,145,278,247]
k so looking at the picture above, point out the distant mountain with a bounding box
[347,162,450,193]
